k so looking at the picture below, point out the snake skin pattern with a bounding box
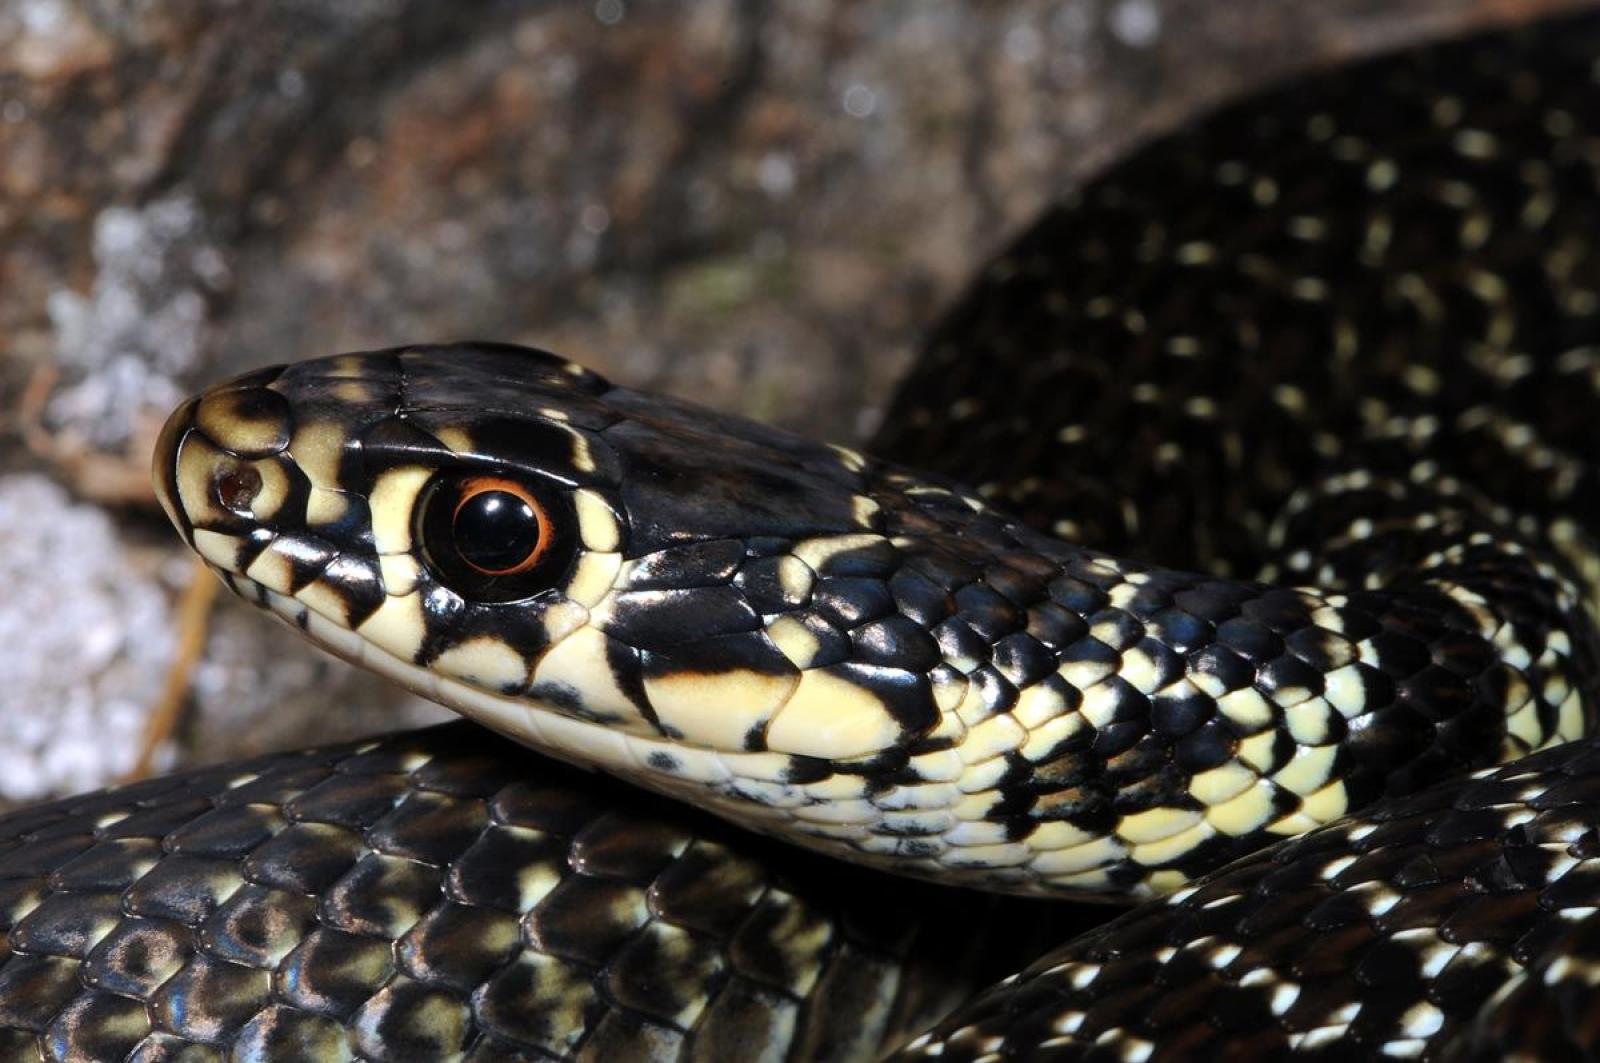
[894,736,1600,1061]
[12,8,1600,1061]
[876,11,1600,592]
[877,10,1600,1057]
[0,723,1068,1061]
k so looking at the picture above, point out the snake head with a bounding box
[153,344,1003,866]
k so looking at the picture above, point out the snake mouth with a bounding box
[220,571,742,785]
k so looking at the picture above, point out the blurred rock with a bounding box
[0,474,166,800]
[46,193,224,451]
[0,0,1591,793]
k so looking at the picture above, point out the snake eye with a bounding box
[418,474,577,602]
[451,478,548,575]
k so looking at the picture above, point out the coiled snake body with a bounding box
[11,11,1600,1060]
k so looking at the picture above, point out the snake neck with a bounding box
[843,459,1599,889]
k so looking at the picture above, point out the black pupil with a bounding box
[453,491,541,573]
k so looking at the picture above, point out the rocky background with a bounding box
[0,0,1591,802]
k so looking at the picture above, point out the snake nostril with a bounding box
[215,464,263,516]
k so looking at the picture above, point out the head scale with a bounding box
[153,345,987,845]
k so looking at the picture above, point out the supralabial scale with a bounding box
[7,9,1600,1061]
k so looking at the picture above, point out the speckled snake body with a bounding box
[13,11,1600,1061]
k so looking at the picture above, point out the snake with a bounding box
[9,8,1600,1060]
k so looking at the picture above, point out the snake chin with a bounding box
[224,570,704,776]
[218,570,926,857]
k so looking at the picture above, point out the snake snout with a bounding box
[152,394,199,544]
[150,363,331,560]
